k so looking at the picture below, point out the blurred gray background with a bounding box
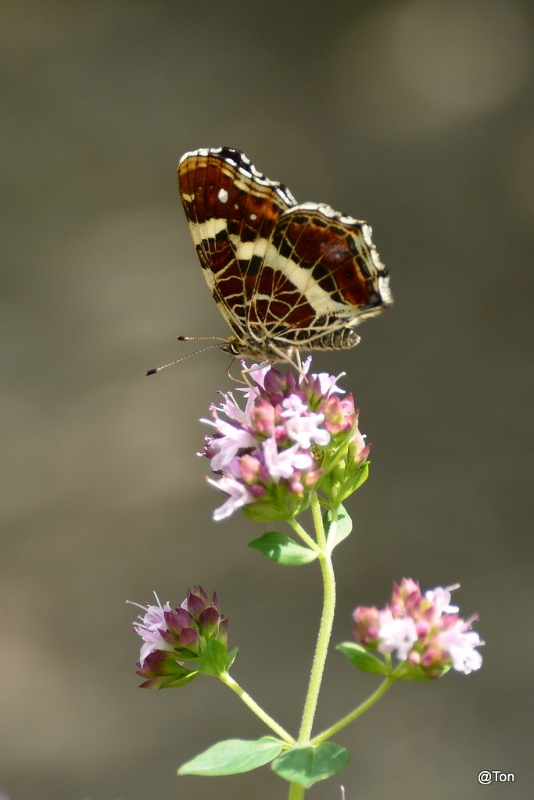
[1,1,533,798]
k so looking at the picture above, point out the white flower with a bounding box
[437,620,483,674]
[425,586,459,618]
[128,594,174,665]
[201,417,256,471]
[214,391,254,426]
[262,437,312,482]
[208,475,254,521]
[247,362,272,390]
[300,357,346,396]
[377,609,418,661]
[281,394,331,448]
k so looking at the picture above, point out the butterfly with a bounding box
[178,147,392,363]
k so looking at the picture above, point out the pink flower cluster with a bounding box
[129,586,227,666]
[201,358,369,520]
[353,579,483,676]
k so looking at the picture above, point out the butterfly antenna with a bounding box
[146,343,225,375]
[177,335,228,342]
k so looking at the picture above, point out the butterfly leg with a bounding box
[226,358,249,385]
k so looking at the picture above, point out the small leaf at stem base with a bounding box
[178,737,284,776]
[271,742,349,788]
[248,532,318,565]
[337,642,389,674]
[337,462,369,503]
[324,504,353,548]
[196,639,228,677]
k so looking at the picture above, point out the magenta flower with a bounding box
[352,579,483,677]
[200,358,369,521]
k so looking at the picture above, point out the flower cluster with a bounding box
[353,579,483,677]
[129,587,229,688]
[201,358,370,521]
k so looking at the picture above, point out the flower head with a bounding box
[128,587,230,688]
[200,359,369,521]
[352,579,483,678]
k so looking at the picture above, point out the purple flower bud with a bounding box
[164,607,193,634]
[251,399,276,437]
[322,394,356,435]
[183,586,211,617]
[178,627,200,649]
[199,606,222,637]
[353,605,381,647]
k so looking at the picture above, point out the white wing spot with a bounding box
[250,213,257,220]
[218,188,229,203]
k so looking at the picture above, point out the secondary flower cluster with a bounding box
[129,587,229,688]
[201,358,369,521]
[353,579,483,677]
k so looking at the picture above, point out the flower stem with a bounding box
[288,782,305,800]
[310,676,394,745]
[219,672,295,745]
[297,492,336,744]
[287,517,321,553]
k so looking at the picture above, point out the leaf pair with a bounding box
[179,737,349,788]
[248,505,353,566]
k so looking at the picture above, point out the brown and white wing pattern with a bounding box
[178,147,296,344]
[248,202,391,350]
[178,147,392,359]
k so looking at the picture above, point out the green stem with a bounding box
[297,492,336,744]
[310,676,394,745]
[288,782,305,800]
[220,672,295,745]
[287,517,321,553]
[311,490,328,548]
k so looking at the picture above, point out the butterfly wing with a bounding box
[178,147,296,341]
[247,202,392,349]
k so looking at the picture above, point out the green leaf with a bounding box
[196,639,228,677]
[271,742,349,788]
[248,532,318,565]
[140,669,200,689]
[337,462,369,503]
[178,737,284,776]
[324,504,353,548]
[242,502,289,522]
[337,642,389,675]
[226,646,239,671]
[393,661,451,682]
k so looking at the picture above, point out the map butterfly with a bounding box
[178,147,392,362]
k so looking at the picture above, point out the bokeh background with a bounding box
[2,1,533,798]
